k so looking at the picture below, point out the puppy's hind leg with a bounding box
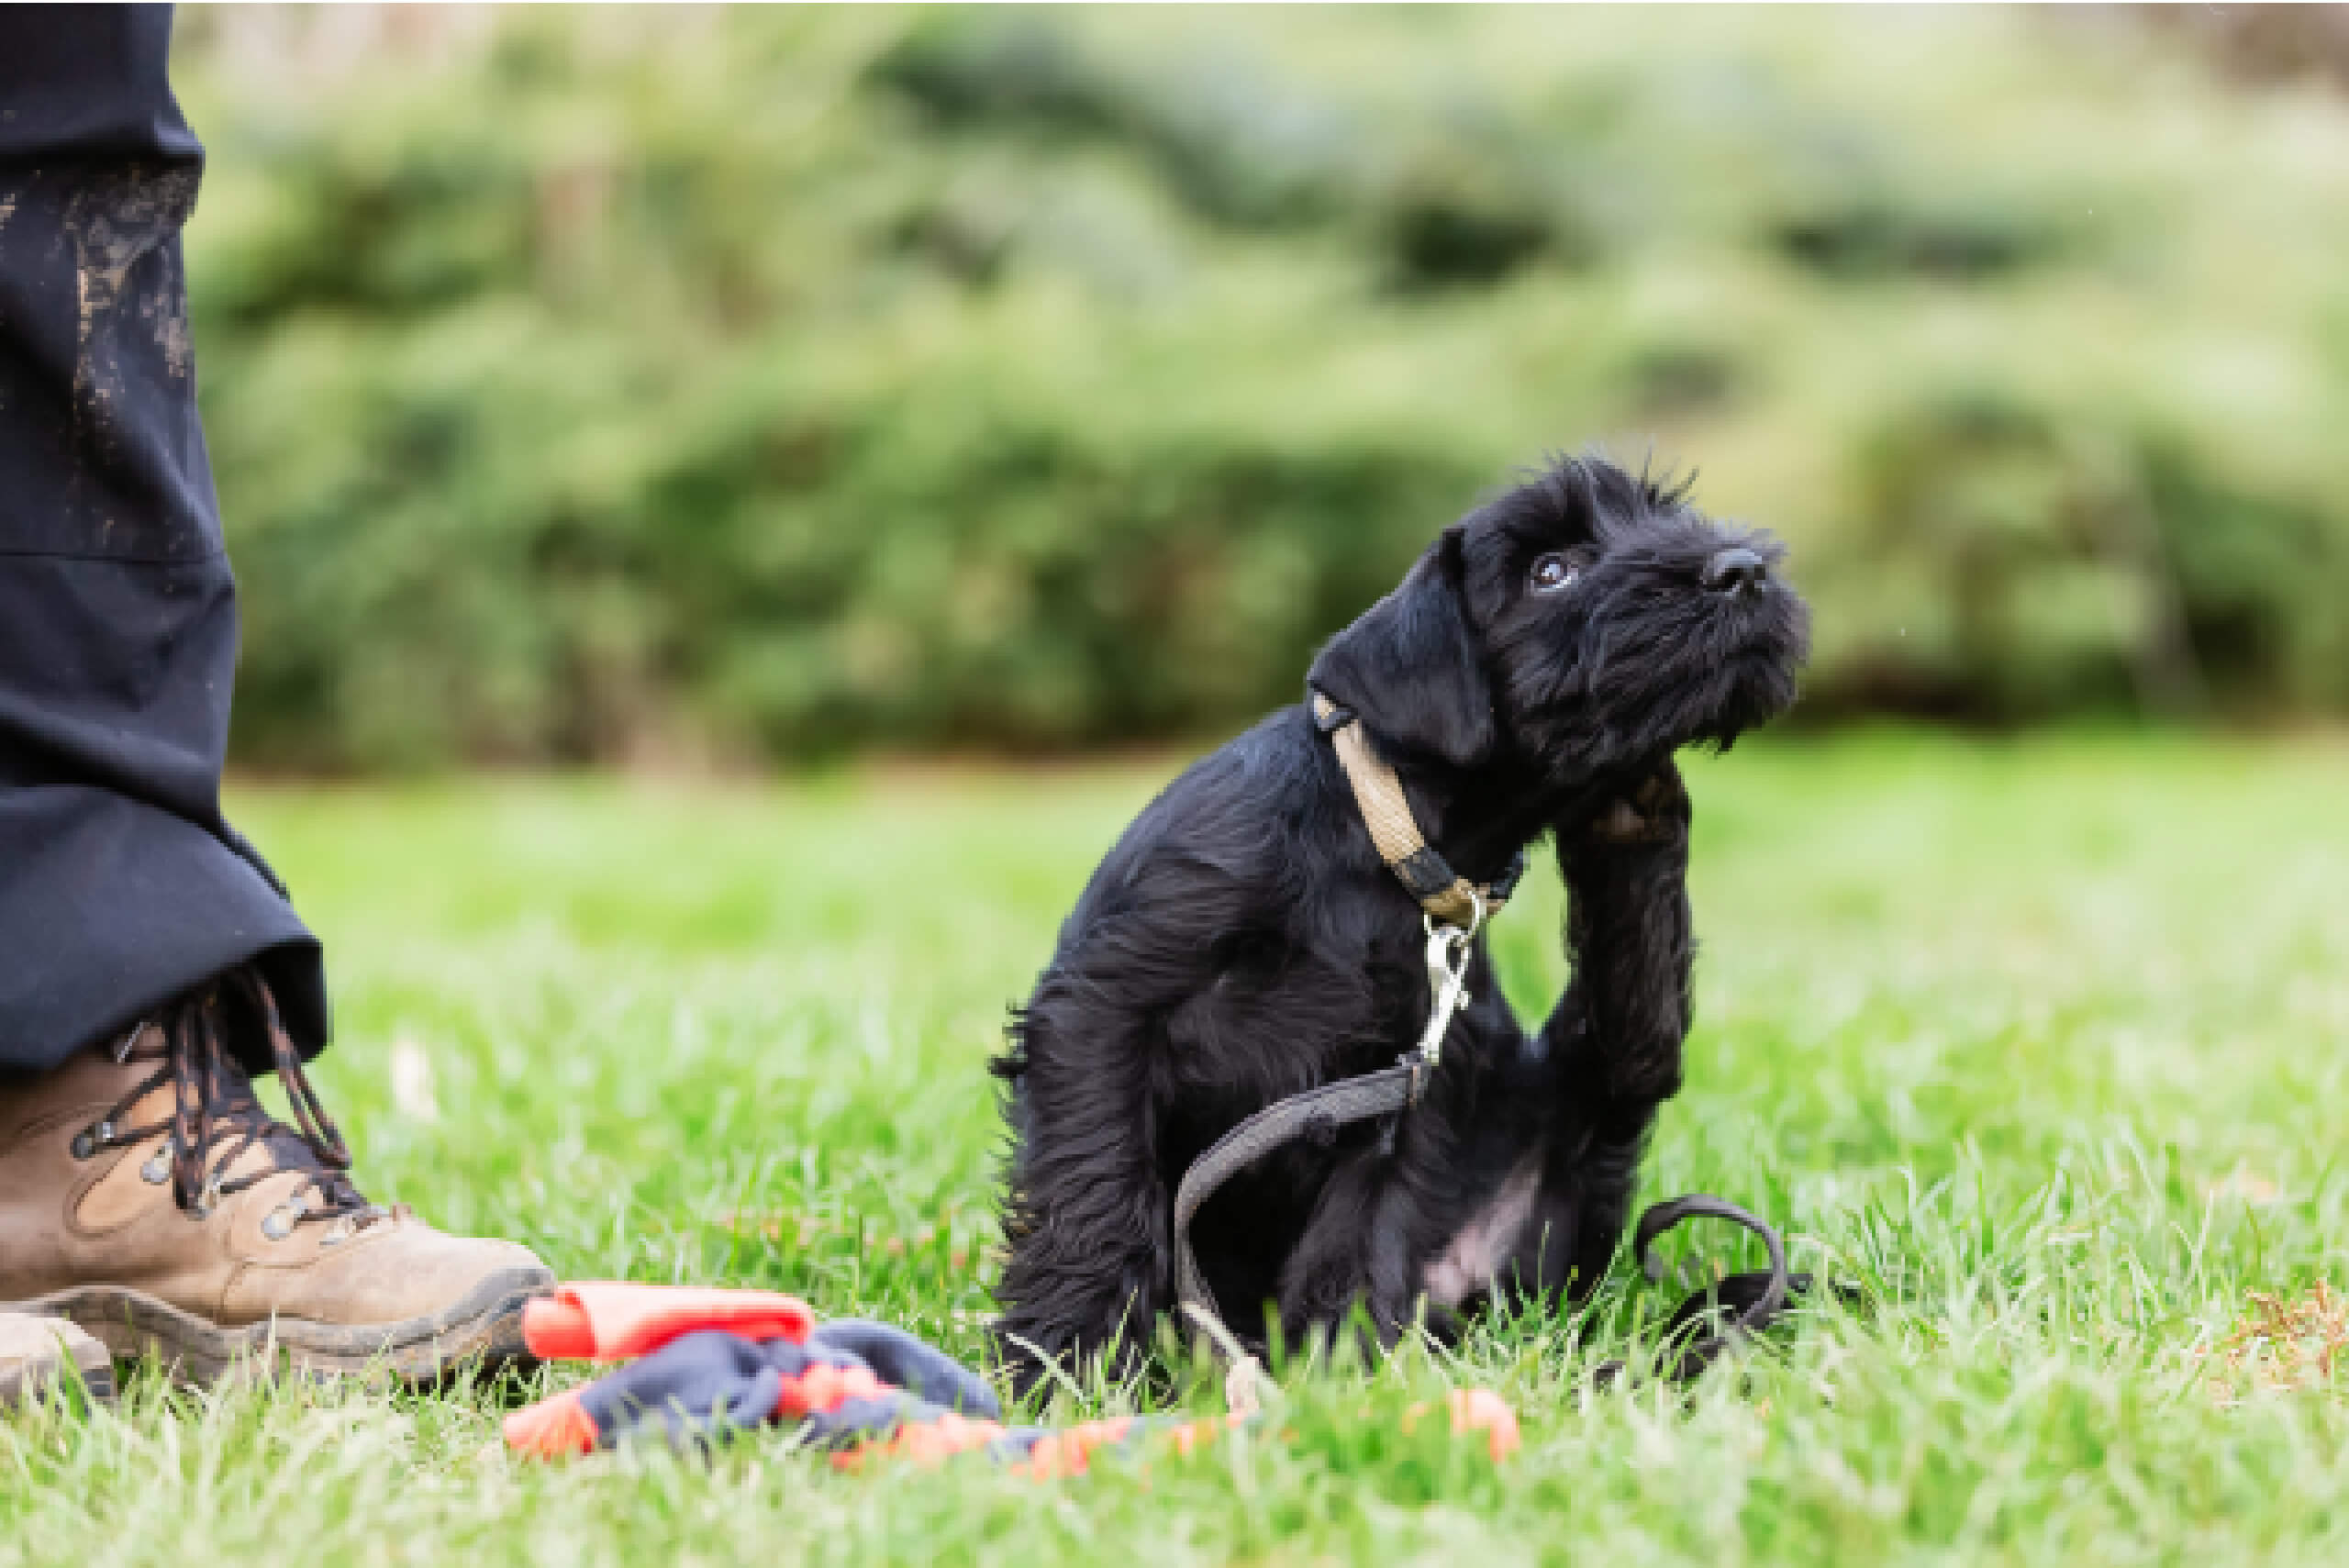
[991,1012,1171,1399]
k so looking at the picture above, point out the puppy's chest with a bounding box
[1168,929,1421,1085]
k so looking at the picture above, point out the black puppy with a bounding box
[990,456,1809,1392]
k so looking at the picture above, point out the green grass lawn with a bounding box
[6,732,2347,1564]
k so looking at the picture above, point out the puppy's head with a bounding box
[1308,455,1809,788]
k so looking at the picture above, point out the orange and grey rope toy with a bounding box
[504,1282,1520,1473]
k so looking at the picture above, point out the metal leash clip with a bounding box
[1407,891,1483,1102]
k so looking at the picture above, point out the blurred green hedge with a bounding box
[173,7,2349,768]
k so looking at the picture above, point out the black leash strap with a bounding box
[1173,1081,1798,1388]
[1173,1062,1420,1323]
[1590,1192,1794,1386]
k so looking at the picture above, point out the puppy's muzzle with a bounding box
[1701,546,1770,596]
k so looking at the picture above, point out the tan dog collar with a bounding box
[1310,691,1523,930]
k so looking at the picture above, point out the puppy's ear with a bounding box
[1308,527,1497,769]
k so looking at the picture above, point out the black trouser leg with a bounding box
[0,5,324,1073]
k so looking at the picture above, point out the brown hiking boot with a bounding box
[0,967,553,1385]
[0,1312,113,1406]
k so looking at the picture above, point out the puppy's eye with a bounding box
[1529,553,1580,594]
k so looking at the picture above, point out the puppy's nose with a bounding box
[1702,546,1768,595]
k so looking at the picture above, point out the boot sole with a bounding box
[6,1266,554,1388]
[0,1330,117,1407]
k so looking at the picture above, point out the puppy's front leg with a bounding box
[1277,961,1522,1347]
[1276,1151,1437,1352]
[1516,759,1696,1299]
[1562,759,1695,1106]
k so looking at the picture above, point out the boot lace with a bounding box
[78,967,385,1237]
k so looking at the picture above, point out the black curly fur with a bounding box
[988,454,1810,1394]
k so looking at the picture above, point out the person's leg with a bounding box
[0,5,551,1383]
[0,5,323,1066]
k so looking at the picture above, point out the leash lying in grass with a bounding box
[505,1281,1520,1473]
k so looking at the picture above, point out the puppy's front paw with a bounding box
[1575,762,1689,846]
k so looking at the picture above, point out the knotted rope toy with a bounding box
[504,1281,1520,1474]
